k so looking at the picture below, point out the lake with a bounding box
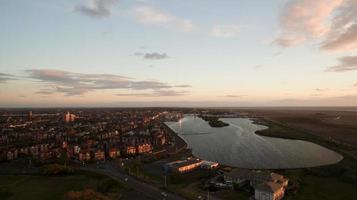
[165,115,343,169]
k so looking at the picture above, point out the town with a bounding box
[0,108,290,200]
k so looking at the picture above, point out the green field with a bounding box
[0,173,124,200]
[255,120,357,200]
[286,174,357,200]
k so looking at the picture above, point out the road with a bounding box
[81,162,187,200]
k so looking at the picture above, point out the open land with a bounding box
[239,108,357,200]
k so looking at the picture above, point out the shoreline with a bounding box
[165,116,345,170]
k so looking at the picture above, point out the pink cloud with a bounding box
[277,0,343,47]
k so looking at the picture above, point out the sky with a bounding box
[0,0,357,107]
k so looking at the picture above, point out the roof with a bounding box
[201,160,219,166]
[167,159,202,169]
[254,171,284,182]
[255,182,283,193]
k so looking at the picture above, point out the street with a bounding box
[81,162,187,200]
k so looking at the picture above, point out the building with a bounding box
[73,145,81,154]
[125,146,136,155]
[251,171,288,187]
[94,150,105,161]
[200,160,219,169]
[254,182,285,200]
[164,158,203,174]
[224,169,288,188]
[29,111,33,120]
[109,148,120,159]
[224,168,252,187]
[64,112,76,122]
[79,151,91,161]
[7,150,18,161]
[137,143,152,154]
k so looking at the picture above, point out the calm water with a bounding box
[166,115,343,169]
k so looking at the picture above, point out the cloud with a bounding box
[314,88,328,92]
[276,0,344,47]
[76,0,118,18]
[25,69,189,96]
[277,0,357,52]
[210,25,240,38]
[320,0,357,51]
[326,55,357,72]
[220,95,246,98]
[321,23,357,51]
[0,73,16,83]
[174,84,191,88]
[131,6,195,32]
[116,90,187,97]
[135,52,170,60]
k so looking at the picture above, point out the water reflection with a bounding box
[166,115,343,169]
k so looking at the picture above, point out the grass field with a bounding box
[255,118,357,200]
[285,171,357,200]
[0,173,124,200]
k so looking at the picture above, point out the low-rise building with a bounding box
[224,169,288,197]
[125,146,136,155]
[94,150,105,161]
[109,148,120,159]
[224,168,252,187]
[164,158,203,174]
[79,151,91,161]
[254,181,285,200]
[137,143,152,154]
[200,160,219,169]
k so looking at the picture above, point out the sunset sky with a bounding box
[1,0,357,107]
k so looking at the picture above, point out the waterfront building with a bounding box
[200,160,219,169]
[254,182,285,200]
[164,158,203,174]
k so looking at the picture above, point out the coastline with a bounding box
[164,116,344,170]
[163,121,189,154]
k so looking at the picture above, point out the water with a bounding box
[165,115,343,169]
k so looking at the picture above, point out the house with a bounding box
[94,150,105,161]
[109,148,120,159]
[254,182,285,200]
[7,150,18,161]
[125,146,136,155]
[137,143,152,154]
[79,151,91,161]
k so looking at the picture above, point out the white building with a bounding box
[254,182,285,200]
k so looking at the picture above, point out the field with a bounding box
[247,109,357,147]
[245,109,357,200]
[285,172,357,200]
[0,172,125,200]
